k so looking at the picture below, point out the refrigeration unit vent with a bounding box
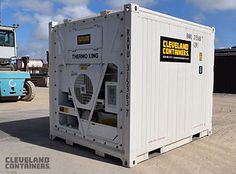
[74,74,93,104]
[105,82,118,113]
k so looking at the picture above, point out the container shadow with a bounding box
[0,116,122,166]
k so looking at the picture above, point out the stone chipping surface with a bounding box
[0,88,235,174]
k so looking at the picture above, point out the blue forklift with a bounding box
[0,25,35,102]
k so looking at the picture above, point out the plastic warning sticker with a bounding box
[160,36,191,63]
[77,34,91,45]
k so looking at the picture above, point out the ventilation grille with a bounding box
[105,82,118,113]
[74,74,93,104]
[107,85,117,106]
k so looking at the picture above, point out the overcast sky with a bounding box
[1,0,236,59]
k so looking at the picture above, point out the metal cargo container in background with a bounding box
[214,47,236,93]
[49,4,215,167]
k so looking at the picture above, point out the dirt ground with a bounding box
[0,88,235,174]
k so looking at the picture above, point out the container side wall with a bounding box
[129,7,214,158]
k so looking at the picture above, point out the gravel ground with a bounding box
[0,88,235,174]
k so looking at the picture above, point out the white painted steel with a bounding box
[0,25,17,59]
[49,3,214,167]
[0,47,15,59]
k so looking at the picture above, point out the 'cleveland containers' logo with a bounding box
[160,36,191,63]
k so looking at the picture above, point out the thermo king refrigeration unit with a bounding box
[49,3,215,167]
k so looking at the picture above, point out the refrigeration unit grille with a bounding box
[107,85,117,106]
[74,74,93,104]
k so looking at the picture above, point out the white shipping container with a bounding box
[49,3,215,167]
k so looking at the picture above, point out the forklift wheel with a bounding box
[21,80,36,101]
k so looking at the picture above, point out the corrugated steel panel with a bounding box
[129,7,214,159]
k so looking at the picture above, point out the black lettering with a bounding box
[5,157,9,163]
[31,163,37,169]
[38,157,44,163]
[72,53,99,59]
[45,157,50,163]
[10,164,14,169]
[46,163,50,169]
[88,53,98,58]
[41,164,45,169]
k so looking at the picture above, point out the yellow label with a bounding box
[199,52,203,61]
[63,107,69,113]
[77,34,90,45]
[80,66,87,70]
[60,107,69,113]
[79,35,89,42]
